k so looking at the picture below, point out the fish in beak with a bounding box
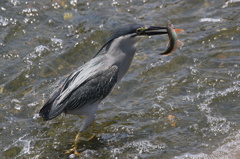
[160,21,184,55]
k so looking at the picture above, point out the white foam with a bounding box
[222,0,240,8]
[199,18,223,23]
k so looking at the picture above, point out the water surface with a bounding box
[1,0,240,158]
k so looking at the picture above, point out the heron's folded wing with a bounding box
[47,65,119,119]
[39,77,68,120]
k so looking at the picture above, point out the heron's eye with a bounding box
[136,27,146,34]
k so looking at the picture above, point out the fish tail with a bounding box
[177,40,184,47]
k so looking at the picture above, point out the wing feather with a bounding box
[39,64,119,120]
[65,65,119,110]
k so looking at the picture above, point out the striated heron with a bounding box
[39,24,168,156]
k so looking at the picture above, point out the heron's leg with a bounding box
[65,103,99,156]
[65,132,81,156]
[87,134,95,141]
[65,115,96,156]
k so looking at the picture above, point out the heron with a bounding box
[39,24,168,156]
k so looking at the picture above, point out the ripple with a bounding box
[108,125,135,135]
[174,129,240,159]
[70,0,78,7]
[109,140,166,158]
[34,45,50,56]
[222,0,240,8]
[199,18,223,23]
[0,16,9,26]
[3,134,31,157]
[206,115,234,135]
[22,8,39,17]
[10,0,20,6]
[125,140,166,155]
[50,38,63,51]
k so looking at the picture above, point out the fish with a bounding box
[160,21,184,55]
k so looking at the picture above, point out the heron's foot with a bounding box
[65,132,82,156]
[65,146,81,156]
[87,134,96,141]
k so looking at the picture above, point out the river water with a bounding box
[1,0,240,158]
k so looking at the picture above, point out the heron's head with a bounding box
[94,24,168,57]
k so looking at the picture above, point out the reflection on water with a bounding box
[1,0,240,158]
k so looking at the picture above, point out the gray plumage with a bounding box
[39,24,168,132]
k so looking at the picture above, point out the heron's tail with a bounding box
[39,89,63,120]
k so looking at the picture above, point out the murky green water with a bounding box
[1,0,240,158]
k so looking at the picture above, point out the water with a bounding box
[1,0,240,158]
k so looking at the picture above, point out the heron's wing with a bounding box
[56,59,106,105]
[45,65,119,119]
[39,59,103,120]
[39,77,67,120]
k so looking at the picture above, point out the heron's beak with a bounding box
[137,26,168,36]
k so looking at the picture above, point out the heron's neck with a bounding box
[106,37,138,80]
